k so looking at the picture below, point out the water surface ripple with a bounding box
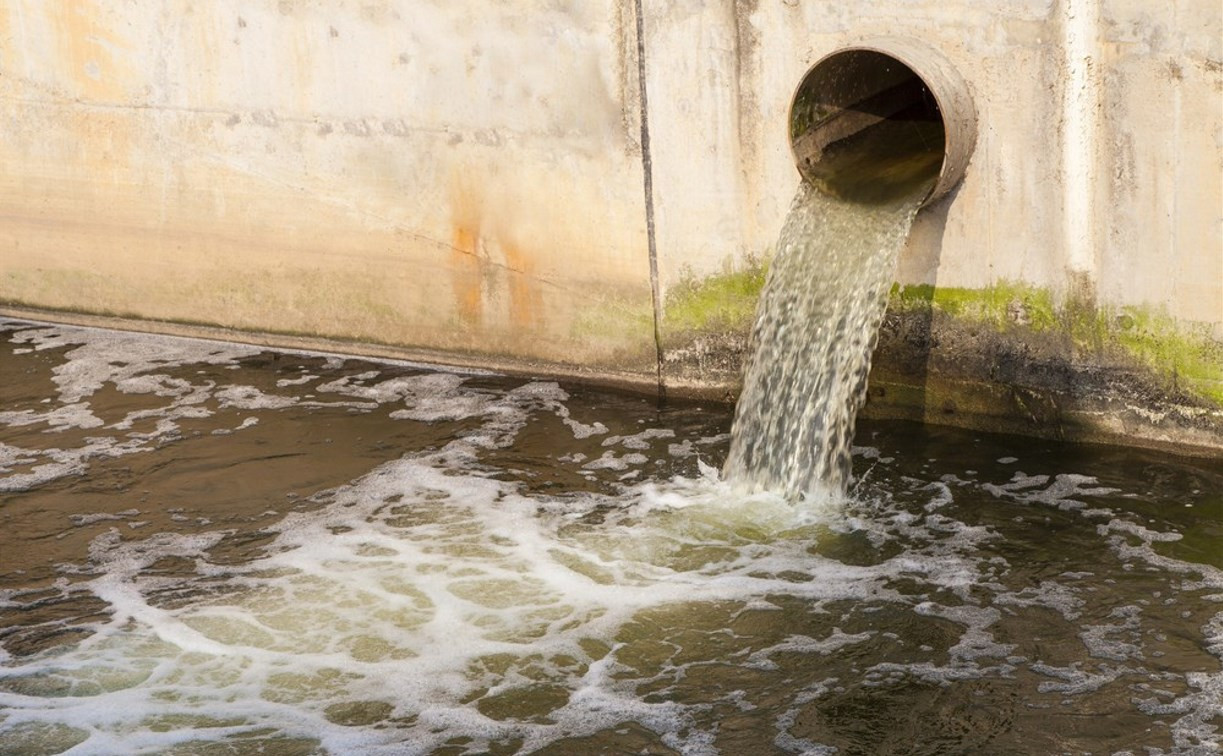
[0,320,1220,754]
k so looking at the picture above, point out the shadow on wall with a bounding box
[869,188,1223,454]
[869,181,1072,434]
[867,183,957,421]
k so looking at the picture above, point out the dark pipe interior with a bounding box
[791,50,946,205]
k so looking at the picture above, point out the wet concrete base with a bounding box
[866,308,1223,456]
[661,307,1223,458]
[5,304,1221,458]
[0,305,663,400]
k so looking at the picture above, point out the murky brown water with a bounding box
[1,319,1220,755]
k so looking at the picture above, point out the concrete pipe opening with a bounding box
[789,40,977,207]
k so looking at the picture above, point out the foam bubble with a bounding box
[214,386,299,410]
[602,429,675,450]
[0,442,37,472]
[276,374,318,388]
[984,472,1120,512]
[10,324,258,404]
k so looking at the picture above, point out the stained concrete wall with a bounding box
[0,1,657,377]
[1,1,1220,450]
[646,0,1221,322]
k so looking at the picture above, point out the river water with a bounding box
[1,319,1220,754]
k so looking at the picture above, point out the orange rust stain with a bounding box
[450,225,483,327]
[502,243,543,330]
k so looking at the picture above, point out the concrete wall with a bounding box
[2,1,1220,450]
[646,0,1220,324]
[0,1,657,376]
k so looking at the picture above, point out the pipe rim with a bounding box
[788,38,978,208]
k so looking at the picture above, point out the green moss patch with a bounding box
[1111,308,1223,405]
[662,262,769,335]
[890,281,1223,406]
[891,282,1059,332]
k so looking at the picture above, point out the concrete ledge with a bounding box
[0,305,664,400]
[6,302,1222,459]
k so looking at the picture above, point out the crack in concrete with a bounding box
[632,0,666,402]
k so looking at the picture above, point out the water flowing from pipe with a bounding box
[723,181,928,499]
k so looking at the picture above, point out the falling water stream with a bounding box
[723,181,927,498]
[0,319,1220,754]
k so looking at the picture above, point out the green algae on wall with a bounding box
[661,259,769,336]
[1111,309,1223,406]
[890,281,1223,407]
[889,282,1059,332]
[657,268,1222,424]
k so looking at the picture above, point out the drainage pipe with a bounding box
[789,39,977,207]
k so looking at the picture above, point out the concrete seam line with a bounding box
[633,0,667,402]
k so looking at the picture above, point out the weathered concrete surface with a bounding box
[1,1,1220,452]
[0,1,657,373]
[646,0,1221,323]
[642,0,1222,453]
[866,287,1223,455]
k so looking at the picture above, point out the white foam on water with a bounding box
[0,323,259,491]
[772,680,841,756]
[0,440,1023,753]
[276,374,319,388]
[384,374,488,422]
[69,509,141,527]
[10,324,260,405]
[0,321,505,494]
[993,580,1085,621]
[1135,664,1223,753]
[582,451,648,472]
[1079,605,1145,662]
[214,386,300,410]
[1029,661,1136,695]
[0,443,38,472]
[3,318,1221,753]
[0,432,181,493]
[983,472,1121,512]
[915,603,1016,663]
[602,429,675,450]
[0,402,106,432]
[745,629,873,671]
